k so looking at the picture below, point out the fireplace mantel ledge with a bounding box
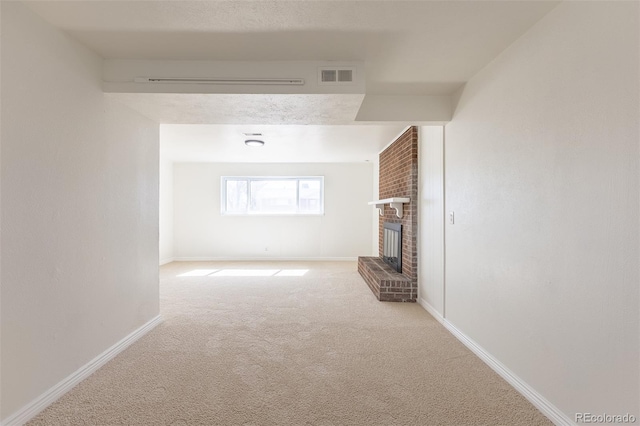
[368,197,411,218]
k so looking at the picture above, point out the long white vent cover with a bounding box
[318,67,356,84]
[134,77,305,85]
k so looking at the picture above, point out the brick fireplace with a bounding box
[358,126,418,302]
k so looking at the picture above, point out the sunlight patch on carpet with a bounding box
[177,269,219,277]
[211,269,280,277]
[275,269,309,277]
[177,269,310,277]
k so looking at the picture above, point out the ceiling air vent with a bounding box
[318,67,356,85]
[337,69,353,82]
[321,69,337,83]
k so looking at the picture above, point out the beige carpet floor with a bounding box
[28,261,552,426]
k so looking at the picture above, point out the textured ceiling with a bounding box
[24,1,560,162]
[107,93,366,125]
[26,1,559,95]
[160,124,408,163]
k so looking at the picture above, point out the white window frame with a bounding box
[221,176,325,216]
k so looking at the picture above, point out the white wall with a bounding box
[159,157,174,264]
[418,126,445,315]
[173,162,374,260]
[371,157,380,255]
[0,2,3,412]
[1,2,160,420]
[444,1,638,421]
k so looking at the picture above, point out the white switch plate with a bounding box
[449,211,454,224]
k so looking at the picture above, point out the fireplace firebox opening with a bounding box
[383,222,402,273]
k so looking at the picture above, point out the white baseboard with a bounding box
[441,320,574,426]
[414,300,572,425]
[159,257,175,266]
[2,315,163,426]
[417,297,445,325]
[172,257,358,262]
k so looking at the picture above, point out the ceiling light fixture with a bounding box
[245,139,265,147]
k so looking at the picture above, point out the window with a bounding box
[222,176,324,215]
